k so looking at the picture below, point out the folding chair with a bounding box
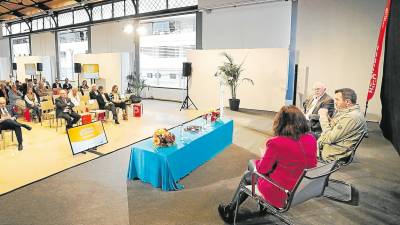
[321,132,367,202]
[233,161,338,225]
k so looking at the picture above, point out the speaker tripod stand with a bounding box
[180,76,198,111]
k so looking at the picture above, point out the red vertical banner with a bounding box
[367,0,391,101]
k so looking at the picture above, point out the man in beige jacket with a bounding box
[318,88,367,162]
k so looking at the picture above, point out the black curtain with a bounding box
[380,0,400,155]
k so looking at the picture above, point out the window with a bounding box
[58,12,73,27]
[92,6,102,21]
[140,14,196,89]
[74,9,90,24]
[139,0,166,13]
[21,22,30,33]
[11,23,21,34]
[57,28,89,80]
[1,24,9,36]
[102,4,113,19]
[114,1,125,18]
[11,36,30,62]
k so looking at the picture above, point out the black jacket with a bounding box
[89,90,99,100]
[96,93,112,110]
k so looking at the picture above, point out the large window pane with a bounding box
[58,12,73,27]
[139,0,166,13]
[74,9,90,24]
[57,28,89,81]
[140,14,196,89]
[93,6,102,21]
[11,36,30,62]
[114,1,125,18]
[102,4,113,19]
[168,0,198,9]
[21,22,30,33]
[1,24,9,36]
[11,23,21,34]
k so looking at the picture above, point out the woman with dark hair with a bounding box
[218,105,317,223]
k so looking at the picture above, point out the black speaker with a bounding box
[12,63,17,70]
[74,63,82,73]
[182,62,192,77]
[36,63,43,72]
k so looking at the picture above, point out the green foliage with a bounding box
[126,72,147,97]
[215,52,254,99]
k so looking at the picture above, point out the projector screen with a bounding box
[67,121,108,155]
[82,64,99,79]
[24,63,36,76]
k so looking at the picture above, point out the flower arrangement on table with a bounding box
[153,128,176,147]
[203,109,221,123]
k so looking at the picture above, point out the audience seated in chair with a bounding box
[218,105,317,224]
[52,78,62,95]
[0,97,31,151]
[79,80,90,96]
[62,78,72,91]
[110,85,128,120]
[55,90,81,129]
[89,84,99,100]
[34,81,47,97]
[96,86,119,124]
[24,87,41,122]
[8,84,23,113]
[303,82,334,138]
[0,83,9,104]
[317,88,367,162]
[68,87,81,106]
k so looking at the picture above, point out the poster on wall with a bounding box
[25,63,36,76]
[82,64,99,79]
[67,121,108,155]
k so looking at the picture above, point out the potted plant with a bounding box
[215,52,254,111]
[126,72,147,103]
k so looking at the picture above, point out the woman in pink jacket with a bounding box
[218,105,317,223]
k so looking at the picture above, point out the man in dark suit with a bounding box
[0,97,31,151]
[62,78,73,91]
[89,84,99,100]
[55,90,81,129]
[303,82,334,137]
[97,86,119,124]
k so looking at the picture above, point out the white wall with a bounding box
[31,32,56,83]
[188,48,289,112]
[201,0,292,49]
[91,21,135,54]
[296,0,386,121]
[15,56,52,82]
[74,53,129,93]
[0,38,11,80]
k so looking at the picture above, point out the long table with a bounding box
[127,117,233,191]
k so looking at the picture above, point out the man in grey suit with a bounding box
[55,90,81,129]
[303,82,334,137]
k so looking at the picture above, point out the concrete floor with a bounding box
[0,101,399,225]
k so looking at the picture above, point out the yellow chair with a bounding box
[40,100,56,128]
[0,130,14,149]
[81,95,90,105]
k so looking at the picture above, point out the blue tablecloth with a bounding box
[127,117,233,191]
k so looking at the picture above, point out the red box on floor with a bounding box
[81,114,92,125]
[97,110,106,121]
[24,109,31,122]
[133,104,143,117]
